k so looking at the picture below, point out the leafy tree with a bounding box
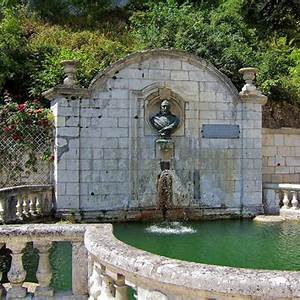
[130,0,257,88]
[0,8,32,101]
[241,0,300,45]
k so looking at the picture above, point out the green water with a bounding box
[114,219,300,271]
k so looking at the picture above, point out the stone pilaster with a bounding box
[43,60,90,218]
[239,67,267,215]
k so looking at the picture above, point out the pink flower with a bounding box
[12,133,21,141]
[3,127,11,133]
[17,103,26,112]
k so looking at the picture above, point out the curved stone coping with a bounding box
[0,224,99,243]
[85,224,300,299]
[264,183,300,190]
[0,184,53,193]
[88,49,239,99]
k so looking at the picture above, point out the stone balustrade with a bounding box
[263,183,300,219]
[0,224,95,299]
[85,224,300,300]
[0,224,299,299]
[0,185,54,223]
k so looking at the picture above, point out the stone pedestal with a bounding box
[155,139,174,161]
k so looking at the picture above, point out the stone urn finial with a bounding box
[239,67,257,94]
[239,67,267,104]
[61,60,79,86]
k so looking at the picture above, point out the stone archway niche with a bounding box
[144,87,185,137]
[45,50,267,221]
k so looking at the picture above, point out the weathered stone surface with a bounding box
[45,49,267,219]
[85,224,300,299]
[262,128,300,184]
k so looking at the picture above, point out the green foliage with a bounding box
[241,0,300,45]
[289,48,300,100]
[130,0,256,88]
[0,0,299,104]
[28,0,113,26]
[0,8,31,99]
[0,6,134,99]
[130,0,299,102]
[256,38,296,101]
[1,0,115,26]
[28,22,132,96]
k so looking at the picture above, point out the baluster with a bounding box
[36,193,42,216]
[99,264,115,300]
[22,193,30,218]
[33,241,54,297]
[291,191,299,210]
[137,287,168,300]
[0,194,5,223]
[6,241,27,298]
[282,190,290,209]
[16,193,24,220]
[88,262,102,300]
[29,193,37,216]
[115,274,128,300]
[46,190,53,214]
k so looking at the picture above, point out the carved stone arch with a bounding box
[88,49,239,102]
[139,82,186,136]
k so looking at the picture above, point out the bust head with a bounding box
[150,99,180,137]
[160,99,171,115]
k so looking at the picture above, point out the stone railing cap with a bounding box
[85,224,300,298]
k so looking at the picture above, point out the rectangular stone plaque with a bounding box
[201,124,240,139]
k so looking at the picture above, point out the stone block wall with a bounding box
[262,128,300,183]
[46,50,266,220]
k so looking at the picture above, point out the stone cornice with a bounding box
[42,85,90,101]
[239,92,268,105]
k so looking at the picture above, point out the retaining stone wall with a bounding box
[262,128,300,184]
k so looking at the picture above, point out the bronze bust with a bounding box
[150,99,179,137]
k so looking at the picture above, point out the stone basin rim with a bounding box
[85,224,300,299]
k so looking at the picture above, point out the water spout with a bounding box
[157,169,173,220]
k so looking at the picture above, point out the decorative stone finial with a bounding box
[239,67,257,94]
[239,67,267,105]
[61,60,79,86]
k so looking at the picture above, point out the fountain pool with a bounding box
[114,219,300,271]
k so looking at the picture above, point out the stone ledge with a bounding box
[253,215,285,222]
[280,209,300,220]
[0,224,101,243]
[263,127,300,135]
[43,85,90,101]
[264,183,300,190]
[85,224,300,299]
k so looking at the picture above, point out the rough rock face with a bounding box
[263,101,300,129]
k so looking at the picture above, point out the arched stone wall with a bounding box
[47,50,265,220]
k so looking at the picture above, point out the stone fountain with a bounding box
[150,99,190,219]
[44,49,267,221]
